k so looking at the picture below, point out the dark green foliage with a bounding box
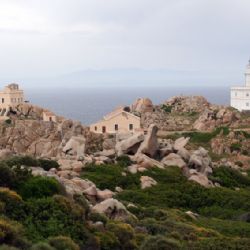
[230,143,242,152]
[161,104,172,113]
[82,164,140,190]
[30,242,55,250]
[48,236,80,250]
[0,162,16,188]
[0,162,32,191]
[116,155,133,167]
[95,231,120,250]
[189,237,250,249]
[37,159,59,171]
[5,156,38,168]
[212,166,250,188]
[4,119,12,125]
[19,176,62,199]
[140,236,181,250]
[183,126,230,144]
[4,156,59,171]
[88,212,108,225]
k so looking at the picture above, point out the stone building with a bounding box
[90,107,141,134]
[231,60,250,111]
[0,83,24,118]
[43,111,57,122]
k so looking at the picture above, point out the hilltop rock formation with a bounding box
[131,98,154,113]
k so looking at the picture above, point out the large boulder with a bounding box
[136,124,158,158]
[92,198,133,220]
[131,98,154,113]
[188,147,212,176]
[173,137,190,151]
[140,176,157,189]
[161,153,186,169]
[115,132,144,156]
[188,170,214,188]
[62,136,86,159]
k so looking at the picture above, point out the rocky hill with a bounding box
[1,97,250,249]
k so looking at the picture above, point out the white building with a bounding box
[231,61,250,111]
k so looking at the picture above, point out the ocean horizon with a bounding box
[26,86,230,125]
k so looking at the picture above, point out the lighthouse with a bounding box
[231,60,250,111]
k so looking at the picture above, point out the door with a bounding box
[102,126,106,133]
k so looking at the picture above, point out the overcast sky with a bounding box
[0,0,250,87]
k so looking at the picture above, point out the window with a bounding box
[102,126,106,133]
[247,93,250,97]
[94,126,97,131]
[235,92,237,97]
[246,102,249,107]
[129,124,133,130]
[2,98,4,103]
[115,124,119,131]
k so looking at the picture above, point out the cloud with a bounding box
[0,0,249,86]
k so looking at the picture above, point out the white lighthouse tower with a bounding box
[231,60,250,111]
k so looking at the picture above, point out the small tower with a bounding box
[245,59,250,86]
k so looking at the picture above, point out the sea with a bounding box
[25,86,230,125]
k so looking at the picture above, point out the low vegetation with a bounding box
[1,155,250,249]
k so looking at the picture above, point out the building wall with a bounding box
[90,112,141,134]
[231,88,250,111]
[43,113,57,122]
[0,85,24,108]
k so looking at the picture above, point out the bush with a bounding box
[30,242,55,250]
[161,104,172,113]
[230,143,242,152]
[5,156,38,168]
[212,166,250,188]
[0,162,16,188]
[19,176,62,199]
[95,232,119,250]
[116,155,133,167]
[140,236,182,250]
[88,212,108,225]
[0,219,30,249]
[37,159,59,171]
[48,236,80,250]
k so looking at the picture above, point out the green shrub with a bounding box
[107,222,137,249]
[37,159,59,171]
[0,218,30,249]
[88,212,108,225]
[48,236,80,250]
[30,242,55,250]
[230,143,242,152]
[161,104,172,113]
[5,156,38,168]
[116,155,133,167]
[0,162,16,188]
[95,232,119,250]
[19,176,62,199]
[212,166,250,188]
[0,245,20,250]
[140,236,182,250]
[81,164,140,190]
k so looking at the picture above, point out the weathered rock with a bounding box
[0,149,14,159]
[92,198,133,220]
[97,189,114,201]
[188,170,214,187]
[115,132,144,156]
[162,153,186,169]
[177,148,190,161]
[135,153,164,169]
[173,137,190,151]
[188,147,212,176]
[127,165,138,174]
[140,176,157,189]
[131,98,154,113]
[137,124,158,158]
[62,136,86,159]
[159,144,173,159]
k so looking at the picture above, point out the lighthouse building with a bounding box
[231,61,250,111]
